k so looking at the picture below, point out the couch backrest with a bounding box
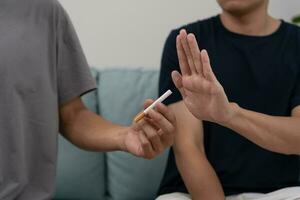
[55,68,169,200]
[98,68,169,200]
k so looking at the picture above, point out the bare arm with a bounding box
[173,29,300,155]
[222,105,300,155]
[59,97,175,159]
[59,97,125,152]
[171,101,224,199]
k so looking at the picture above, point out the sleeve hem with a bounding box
[59,83,97,106]
[290,97,300,110]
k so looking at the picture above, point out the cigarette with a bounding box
[134,90,173,123]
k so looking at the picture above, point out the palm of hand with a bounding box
[123,128,144,157]
[181,74,230,123]
[173,30,234,124]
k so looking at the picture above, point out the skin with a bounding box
[171,101,225,200]
[217,0,281,36]
[217,0,268,17]
[59,97,176,160]
[165,0,300,199]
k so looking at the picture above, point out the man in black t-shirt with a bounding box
[157,0,300,199]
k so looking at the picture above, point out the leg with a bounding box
[156,192,191,200]
[226,193,264,200]
[227,187,300,200]
[254,187,300,200]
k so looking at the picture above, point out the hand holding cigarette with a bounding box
[123,90,175,159]
[134,90,173,122]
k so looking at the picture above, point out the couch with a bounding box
[54,67,169,200]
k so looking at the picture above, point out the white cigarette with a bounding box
[144,90,172,114]
[134,90,173,122]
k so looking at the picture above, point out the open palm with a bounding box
[172,30,234,124]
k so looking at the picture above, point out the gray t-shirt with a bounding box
[0,0,96,199]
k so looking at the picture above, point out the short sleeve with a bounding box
[290,71,300,110]
[159,30,182,105]
[56,3,96,105]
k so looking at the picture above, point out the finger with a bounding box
[138,131,155,159]
[144,117,160,130]
[147,108,175,138]
[143,99,154,109]
[176,31,191,76]
[140,122,164,153]
[155,102,176,125]
[187,33,203,76]
[151,103,176,147]
[158,128,173,147]
[133,99,154,124]
[132,119,143,132]
[201,49,217,82]
[180,30,197,74]
[171,71,186,98]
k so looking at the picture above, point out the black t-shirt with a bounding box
[158,15,300,196]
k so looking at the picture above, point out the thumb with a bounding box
[171,71,186,98]
[143,99,154,109]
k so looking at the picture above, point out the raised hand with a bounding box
[123,100,175,159]
[172,29,236,124]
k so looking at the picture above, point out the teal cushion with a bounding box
[106,151,169,200]
[98,68,159,125]
[55,137,105,200]
[54,70,105,200]
[97,68,169,200]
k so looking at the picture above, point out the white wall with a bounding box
[58,0,300,69]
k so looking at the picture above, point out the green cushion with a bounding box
[97,68,169,200]
[55,137,105,200]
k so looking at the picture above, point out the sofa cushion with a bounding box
[106,151,169,200]
[54,70,106,200]
[98,68,169,200]
[55,137,105,200]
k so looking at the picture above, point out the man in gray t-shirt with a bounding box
[0,0,176,199]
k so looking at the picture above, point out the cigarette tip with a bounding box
[133,111,145,123]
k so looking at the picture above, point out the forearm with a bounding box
[174,146,224,200]
[222,104,300,155]
[60,108,126,152]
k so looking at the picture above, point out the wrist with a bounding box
[220,102,241,127]
[117,126,129,152]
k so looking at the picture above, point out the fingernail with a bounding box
[180,29,186,34]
